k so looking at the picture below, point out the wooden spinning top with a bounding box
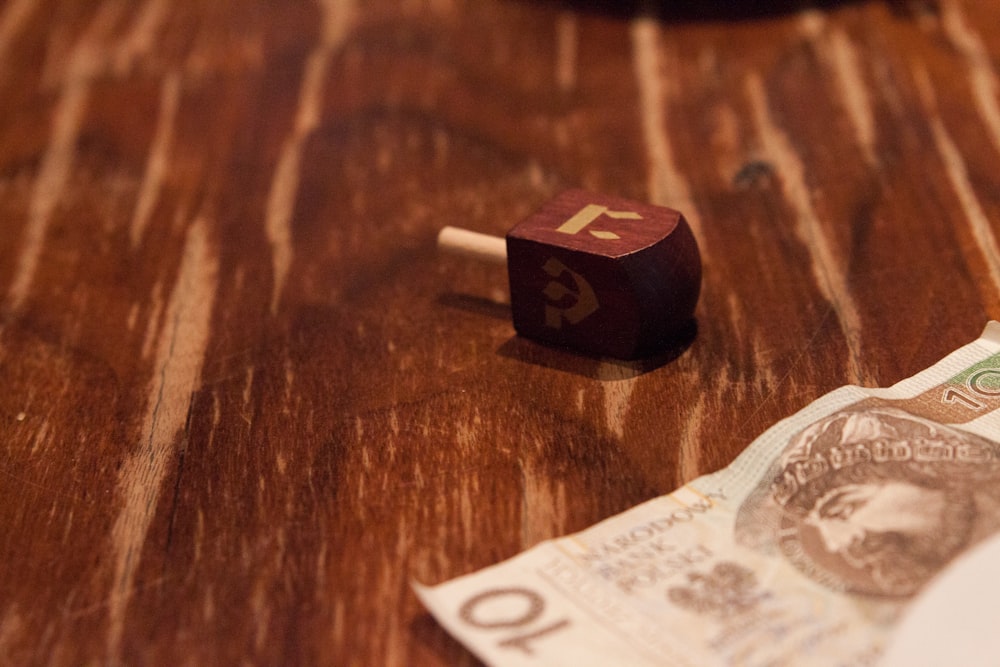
[438,189,702,360]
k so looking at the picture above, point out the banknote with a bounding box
[416,322,1000,667]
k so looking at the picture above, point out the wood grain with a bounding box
[1,0,999,664]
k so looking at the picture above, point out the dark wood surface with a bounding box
[1,0,999,664]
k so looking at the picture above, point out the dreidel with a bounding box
[438,189,702,360]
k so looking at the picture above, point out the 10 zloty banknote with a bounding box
[416,322,1000,667]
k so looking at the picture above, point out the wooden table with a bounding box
[2,0,999,664]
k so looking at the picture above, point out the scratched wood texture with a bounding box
[1,0,999,664]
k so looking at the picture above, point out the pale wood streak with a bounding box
[107,217,218,660]
[745,72,870,385]
[4,2,126,313]
[130,71,181,248]
[4,80,86,313]
[555,12,577,94]
[597,362,641,440]
[0,605,23,657]
[0,0,36,68]
[265,0,355,314]
[677,392,705,485]
[941,0,1000,158]
[801,12,878,165]
[521,469,567,548]
[629,17,704,246]
[113,0,168,74]
[914,65,1000,300]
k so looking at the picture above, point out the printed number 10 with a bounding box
[458,587,570,655]
[942,368,1000,411]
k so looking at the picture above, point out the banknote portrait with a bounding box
[736,405,1000,598]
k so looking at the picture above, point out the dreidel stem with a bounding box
[437,226,507,265]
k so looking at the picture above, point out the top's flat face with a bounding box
[506,189,682,258]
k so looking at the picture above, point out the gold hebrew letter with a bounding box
[554,204,642,240]
[542,257,598,328]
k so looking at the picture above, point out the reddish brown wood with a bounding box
[0,1,998,665]
[506,189,701,359]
